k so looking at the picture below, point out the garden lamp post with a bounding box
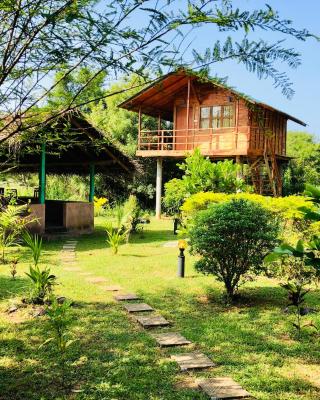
[177,239,187,278]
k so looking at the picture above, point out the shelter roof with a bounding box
[0,111,136,175]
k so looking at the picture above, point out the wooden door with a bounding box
[175,105,194,150]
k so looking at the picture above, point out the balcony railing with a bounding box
[138,128,249,153]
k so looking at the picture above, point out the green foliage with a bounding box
[105,223,128,255]
[123,195,150,234]
[94,196,108,217]
[284,132,320,194]
[25,265,56,305]
[163,149,249,215]
[181,191,314,226]
[41,299,76,355]
[0,204,30,263]
[163,179,189,216]
[23,231,42,267]
[281,281,317,338]
[190,199,279,299]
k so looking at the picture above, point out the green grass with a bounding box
[0,217,320,399]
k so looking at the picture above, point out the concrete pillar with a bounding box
[155,157,163,219]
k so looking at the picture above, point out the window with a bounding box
[200,105,234,129]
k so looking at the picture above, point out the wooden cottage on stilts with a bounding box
[119,69,306,218]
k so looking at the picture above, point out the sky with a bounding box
[185,0,320,137]
[96,0,320,136]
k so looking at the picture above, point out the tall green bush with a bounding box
[163,149,250,215]
[189,199,279,300]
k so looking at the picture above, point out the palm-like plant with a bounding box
[23,230,42,266]
[25,265,56,304]
[106,222,129,255]
[0,204,29,263]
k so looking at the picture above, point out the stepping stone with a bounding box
[163,240,178,248]
[102,285,122,291]
[114,293,140,301]
[135,315,170,328]
[85,277,108,284]
[152,332,191,347]
[198,377,251,399]
[123,303,153,313]
[170,352,215,371]
[63,267,82,272]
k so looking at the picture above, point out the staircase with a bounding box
[247,136,282,196]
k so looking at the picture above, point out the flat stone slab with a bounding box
[152,332,191,347]
[114,293,140,301]
[123,303,153,313]
[163,240,178,248]
[102,285,122,291]
[63,267,82,272]
[170,352,215,371]
[135,315,170,328]
[198,377,251,399]
[85,277,108,284]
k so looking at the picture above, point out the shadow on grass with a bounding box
[0,275,29,301]
[0,300,206,400]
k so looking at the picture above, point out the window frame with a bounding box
[199,104,235,129]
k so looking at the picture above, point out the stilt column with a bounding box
[155,158,163,219]
[39,142,46,204]
[89,164,95,202]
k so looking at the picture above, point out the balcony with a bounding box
[136,128,249,157]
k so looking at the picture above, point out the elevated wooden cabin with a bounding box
[119,69,306,217]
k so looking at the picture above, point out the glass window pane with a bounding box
[212,118,220,128]
[200,107,210,119]
[222,105,234,127]
[200,118,210,129]
[212,106,221,118]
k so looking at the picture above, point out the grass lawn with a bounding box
[0,217,320,400]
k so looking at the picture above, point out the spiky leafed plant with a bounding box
[0,204,29,263]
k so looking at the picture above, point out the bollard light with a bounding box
[177,239,187,278]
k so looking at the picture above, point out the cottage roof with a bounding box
[119,69,306,126]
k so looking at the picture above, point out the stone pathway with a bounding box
[135,315,170,328]
[114,293,140,301]
[197,377,251,399]
[124,303,153,313]
[59,239,251,399]
[171,352,215,371]
[152,332,191,347]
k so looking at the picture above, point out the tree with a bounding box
[190,199,279,300]
[0,1,317,143]
[284,132,320,194]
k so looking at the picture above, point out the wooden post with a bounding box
[39,142,46,204]
[186,77,191,149]
[89,163,95,202]
[158,113,161,150]
[155,157,163,219]
[138,107,141,150]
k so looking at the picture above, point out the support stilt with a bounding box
[155,158,163,219]
[89,164,95,202]
[39,142,46,204]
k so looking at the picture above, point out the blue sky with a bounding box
[186,0,320,137]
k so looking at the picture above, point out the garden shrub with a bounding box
[189,199,279,300]
[182,191,315,223]
[163,149,250,216]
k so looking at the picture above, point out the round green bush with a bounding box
[189,199,279,300]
